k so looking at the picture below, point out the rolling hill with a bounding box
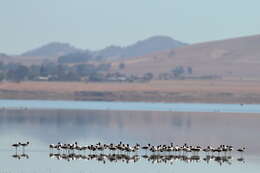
[114,34,260,79]
[2,34,260,80]
[17,36,186,63]
[22,42,81,57]
[93,36,186,59]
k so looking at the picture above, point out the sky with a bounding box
[0,0,260,54]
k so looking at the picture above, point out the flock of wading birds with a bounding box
[12,141,246,165]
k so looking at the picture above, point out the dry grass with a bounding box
[1,80,260,94]
[1,80,260,103]
[111,35,260,79]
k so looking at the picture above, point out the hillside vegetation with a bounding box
[114,35,260,79]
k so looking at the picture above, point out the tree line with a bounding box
[0,61,194,82]
[0,62,111,82]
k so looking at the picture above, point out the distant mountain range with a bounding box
[20,36,187,61]
[93,36,186,59]
[2,34,260,79]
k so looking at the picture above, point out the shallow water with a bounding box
[1,99,260,113]
[0,109,260,173]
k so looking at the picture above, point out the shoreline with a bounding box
[0,99,260,114]
[1,90,260,104]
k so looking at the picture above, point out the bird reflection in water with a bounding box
[48,153,244,166]
[48,142,246,166]
[12,153,29,160]
[11,141,30,160]
[237,157,245,163]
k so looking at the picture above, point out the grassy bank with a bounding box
[0,80,260,103]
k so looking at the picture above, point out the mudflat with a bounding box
[0,80,260,103]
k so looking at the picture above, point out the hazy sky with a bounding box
[0,0,259,54]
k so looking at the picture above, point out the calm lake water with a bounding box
[0,107,260,173]
[1,99,260,113]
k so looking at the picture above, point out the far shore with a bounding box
[1,80,260,104]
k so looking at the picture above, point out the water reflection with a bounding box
[45,141,244,166]
[48,153,241,166]
[0,109,201,145]
[237,157,245,163]
[0,109,260,173]
[12,153,30,160]
[0,109,260,154]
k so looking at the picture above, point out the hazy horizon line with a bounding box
[2,33,259,56]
